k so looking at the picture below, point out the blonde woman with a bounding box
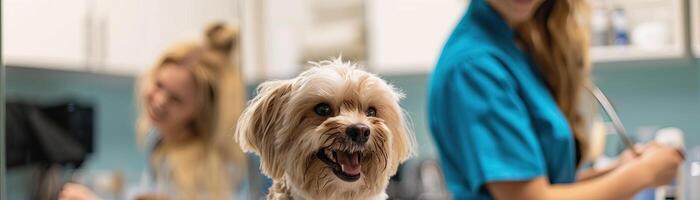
[428,0,683,199]
[60,23,247,200]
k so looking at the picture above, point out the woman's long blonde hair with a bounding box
[518,0,592,163]
[136,22,247,199]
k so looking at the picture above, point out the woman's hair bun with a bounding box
[205,22,239,55]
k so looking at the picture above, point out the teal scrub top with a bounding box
[428,0,578,199]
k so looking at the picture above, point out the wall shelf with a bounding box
[591,45,684,62]
[590,0,685,62]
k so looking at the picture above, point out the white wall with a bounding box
[366,0,466,74]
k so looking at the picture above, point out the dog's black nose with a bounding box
[346,123,370,144]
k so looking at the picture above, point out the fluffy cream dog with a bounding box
[236,58,415,199]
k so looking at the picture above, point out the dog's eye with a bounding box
[314,103,332,117]
[367,107,377,117]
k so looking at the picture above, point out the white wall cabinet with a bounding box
[3,0,239,76]
[3,0,90,71]
[100,0,239,76]
[96,0,155,75]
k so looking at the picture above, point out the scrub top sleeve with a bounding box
[444,57,546,190]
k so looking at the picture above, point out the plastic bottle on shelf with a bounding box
[611,7,630,46]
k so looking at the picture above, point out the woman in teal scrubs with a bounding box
[428,0,683,199]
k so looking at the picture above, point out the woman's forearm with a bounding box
[489,162,651,200]
[548,163,651,200]
[577,166,612,181]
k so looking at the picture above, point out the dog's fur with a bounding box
[235,58,415,199]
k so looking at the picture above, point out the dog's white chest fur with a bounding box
[289,193,389,200]
[288,190,388,200]
[265,177,388,200]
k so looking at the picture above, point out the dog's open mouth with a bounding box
[316,148,363,182]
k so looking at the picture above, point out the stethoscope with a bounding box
[587,85,641,156]
[590,85,688,160]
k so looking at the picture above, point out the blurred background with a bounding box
[2,0,700,199]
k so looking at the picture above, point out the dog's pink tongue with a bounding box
[336,152,361,175]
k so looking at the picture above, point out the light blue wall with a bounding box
[5,66,146,199]
[591,59,700,147]
[5,58,700,197]
[6,66,147,176]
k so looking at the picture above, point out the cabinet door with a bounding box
[99,0,157,75]
[150,0,240,62]
[3,0,89,71]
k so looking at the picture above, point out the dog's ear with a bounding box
[235,80,291,179]
[392,109,415,164]
[384,94,416,174]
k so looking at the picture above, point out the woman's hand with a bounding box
[489,142,684,200]
[633,142,684,187]
[614,144,641,166]
[577,144,641,181]
[59,183,100,200]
